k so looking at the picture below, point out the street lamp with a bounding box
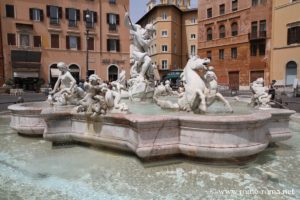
[85,10,91,81]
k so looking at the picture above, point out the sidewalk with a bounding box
[0,92,47,111]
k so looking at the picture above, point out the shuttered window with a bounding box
[34,36,42,47]
[7,33,16,45]
[51,34,59,48]
[288,26,300,45]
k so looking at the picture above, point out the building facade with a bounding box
[0,14,4,85]
[198,0,272,90]
[137,0,198,77]
[1,0,130,90]
[271,0,300,86]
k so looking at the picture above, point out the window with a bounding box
[66,8,80,27]
[231,22,238,36]
[191,34,196,39]
[251,44,257,56]
[162,12,167,20]
[231,47,237,59]
[251,21,258,39]
[66,36,81,50]
[84,10,97,28]
[20,34,30,47]
[87,37,94,51]
[288,26,300,45]
[47,5,62,25]
[7,33,16,45]
[191,45,196,56]
[207,51,212,60]
[33,36,41,47]
[174,44,177,53]
[6,4,15,18]
[109,0,116,4]
[30,8,44,21]
[207,8,212,18]
[259,43,265,55]
[259,20,266,37]
[207,28,213,41]
[219,4,225,15]
[252,0,259,6]
[162,30,168,37]
[219,49,224,60]
[191,17,196,24]
[51,34,59,48]
[107,39,120,52]
[107,13,119,31]
[162,60,168,69]
[232,0,238,12]
[219,25,226,38]
[162,45,168,52]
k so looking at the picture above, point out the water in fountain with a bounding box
[0,115,299,199]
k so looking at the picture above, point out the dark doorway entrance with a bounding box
[50,64,58,88]
[108,65,118,82]
[228,71,240,90]
[69,64,80,84]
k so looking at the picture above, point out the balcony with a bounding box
[109,24,117,32]
[50,18,60,25]
[249,31,267,41]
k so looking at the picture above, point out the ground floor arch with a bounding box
[68,64,81,84]
[108,65,119,82]
[286,61,297,85]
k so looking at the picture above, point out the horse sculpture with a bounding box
[154,56,233,114]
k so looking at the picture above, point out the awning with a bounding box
[50,68,61,78]
[13,72,39,78]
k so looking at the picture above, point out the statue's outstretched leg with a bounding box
[216,93,233,113]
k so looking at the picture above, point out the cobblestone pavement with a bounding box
[0,92,47,111]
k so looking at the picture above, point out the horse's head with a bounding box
[188,56,210,71]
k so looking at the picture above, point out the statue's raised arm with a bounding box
[124,12,137,32]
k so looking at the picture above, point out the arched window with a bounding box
[219,25,226,38]
[231,22,238,36]
[108,65,119,82]
[286,61,297,85]
[207,27,213,41]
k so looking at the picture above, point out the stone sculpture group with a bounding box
[250,77,271,108]
[48,62,128,118]
[154,56,233,113]
[48,14,238,115]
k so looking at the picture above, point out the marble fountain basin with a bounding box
[8,100,295,160]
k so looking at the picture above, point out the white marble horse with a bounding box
[182,56,211,113]
[154,56,210,113]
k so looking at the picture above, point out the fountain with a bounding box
[8,14,295,161]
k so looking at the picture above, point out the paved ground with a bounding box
[0,92,47,111]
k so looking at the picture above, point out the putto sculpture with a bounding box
[125,12,156,101]
[76,74,128,117]
[250,77,271,108]
[48,62,84,106]
[154,56,233,113]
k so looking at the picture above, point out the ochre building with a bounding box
[198,0,272,90]
[270,0,300,85]
[1,0,130,90]
[137,0,198,77]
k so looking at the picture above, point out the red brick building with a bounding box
[198,0,272,90]
[0,15,4,85]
